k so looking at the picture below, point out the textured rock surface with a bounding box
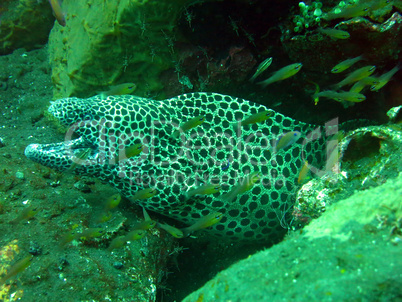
[0,0,54,55]
[48,0,193,99]
[294,121,402,226]
[183,173,402,302]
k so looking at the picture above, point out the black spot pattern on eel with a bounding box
[25,93,335,242]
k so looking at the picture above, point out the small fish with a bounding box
[257,63,303,88]
[221,172,260,203]
[370,65,400,92]
[96,193,121,223]
[96,211,113,223]
[360,76,380,85]
[77,228,105,240]
[157,222,184,238]
[306,80,320,105]
[49,0,66,27]
[323,3,370,20]
[325,145,340,172]
[0,255,33,285]
[314,91,366,103]
[275,131,302,152]
[350,77,378,93]
[131,219,157,230]
[107,236,126,252]
[112,143,143,163]
[184,184,221,200]
[131,188,158,200]
[10,205,37,224]
[104,193,121,211]
[67,148,92,172]
[331,55,363,73]
[171,115,205,140]
[98,83,136,97]
[181,212,224,236]
[368,0,392,12]
[124,229,146,242]
[335,66,376,88]
[59,230,76,247]
[133,207,157,229]
[297,160,310,184]
[249,57,273,82]
[143,207,152,221]
[233,110,273,133]
[318,28,350,39]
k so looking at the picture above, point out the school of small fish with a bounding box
[313,57,399,106]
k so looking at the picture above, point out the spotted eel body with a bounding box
[25,92,333,242]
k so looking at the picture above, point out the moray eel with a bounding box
[25,92,334,242]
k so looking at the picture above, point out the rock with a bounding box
[0,0,54,55]
[183,173,402,302]
[294,119,402,227]
[48,0,194,99]
[15,171,25,180]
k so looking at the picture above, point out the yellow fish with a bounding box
[368,0,392,12]
[157,222,184,238]
[181,212,224,236]
[132,219,156,230]
[314,90,366,103]
[107,236,126,252]
[108,229,146,251]
[318,28,350,39]
[323,3,370,20]
[171,115,205,140]
[112,143,143,163]
[307,80,320,105]
[370,65,400,91]
[257,63,303,88]
[96,193,121,223]
[222,172,260,202]
[0,255,33,285]
[350,77,378,93]
[99,83,136,97]
[96,211,113,223]
[78,228,105,240]
[185,184,221,200]
[124,229,146,241]
[233,110,273,133]
[297,160,310,184]
[335,66,376,88]
[131,188,158,200]
[275,131,302,152]
[10,205,37,224]
[68,148,92,171]
[103,193,121,211]
[49,0,66,27]
[59,230,77,247]
[325,145,340,172]
[131,207,156,230]
[331,55,363,73]
[142,207,152,221]
[249,57,273,82]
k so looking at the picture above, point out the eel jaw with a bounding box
[25,137,98,173]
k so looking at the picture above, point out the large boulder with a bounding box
[183,172,402,302]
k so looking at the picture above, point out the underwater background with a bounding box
[0,0,401,301]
